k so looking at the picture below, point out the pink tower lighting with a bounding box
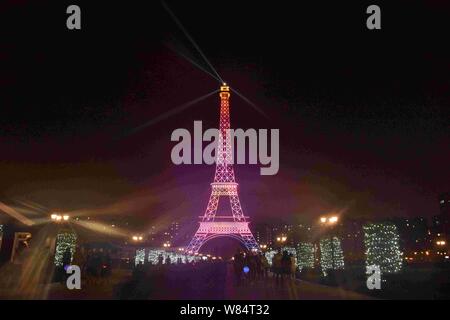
[186,84,259,254]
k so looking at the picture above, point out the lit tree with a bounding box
[296,242,315,271]
[54,232,77,267]
[265,250,277,266]
[283,246,296,257]
[363,222,403,274]
[319,237,345,275]
[135,248,145,266]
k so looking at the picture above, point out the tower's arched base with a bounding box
[186,222,259,254]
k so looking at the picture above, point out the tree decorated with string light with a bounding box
[319,237,345,275]
[363,222,403,274]
[296,242,315,271]
[54,231,77,267]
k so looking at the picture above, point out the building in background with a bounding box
[392,217,430,257]
[338,219,365,265]
[438,192,450,236]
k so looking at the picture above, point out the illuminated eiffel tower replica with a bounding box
[186,84,259,254]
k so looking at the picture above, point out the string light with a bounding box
[54,232,77,267]
[264,247,296,266]
[363,223,403,274]
[319,237,345,275]
[145,249,199,265]
[296,242,315,271]
[264,250,277,266]
[135,248,145,266]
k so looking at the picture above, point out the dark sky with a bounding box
[0,1,449,230]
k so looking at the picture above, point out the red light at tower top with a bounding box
[186,83,259,254]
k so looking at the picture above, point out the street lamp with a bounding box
[319,215,339,225]
[328,216,338,224]
[318,215,339,269]
[51,213,69,222]
[436,240,446,246]
[276,235,287,246]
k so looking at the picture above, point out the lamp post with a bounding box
[276,235,287,251]
[319,216,339,270]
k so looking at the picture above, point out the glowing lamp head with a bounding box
[320,217,327,223]
[63,215,69,221]
[328,216,338,224]
[51,214,58,220]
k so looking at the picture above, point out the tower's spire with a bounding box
[215,82,235,182]
[220,83,230,96]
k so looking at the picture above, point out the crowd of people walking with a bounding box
[232,248,296,286]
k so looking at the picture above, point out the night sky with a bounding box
[0,1,449,231]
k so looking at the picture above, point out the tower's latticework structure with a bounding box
[186,84,259,254]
